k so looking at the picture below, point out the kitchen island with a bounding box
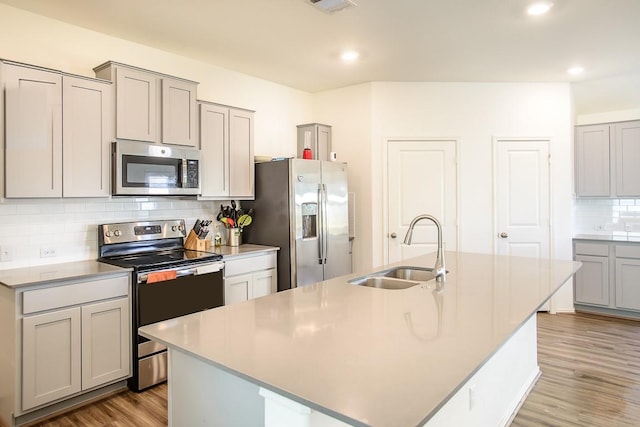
[140,251,580,427]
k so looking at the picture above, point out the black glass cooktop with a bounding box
[100,249,222,272]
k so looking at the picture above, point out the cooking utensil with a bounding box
[238,214,252,228]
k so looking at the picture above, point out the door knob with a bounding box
[499,232,508,238]
[390,232,397,238]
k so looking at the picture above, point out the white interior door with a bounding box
[387,139,457,263]
[495,139,551,310]
[495,139,550,258]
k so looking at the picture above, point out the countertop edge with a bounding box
[0,261,132,289]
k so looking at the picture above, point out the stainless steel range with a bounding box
[97,219,224,391]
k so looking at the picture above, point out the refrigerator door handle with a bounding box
[317,185,324,265]
[322,184,328,264]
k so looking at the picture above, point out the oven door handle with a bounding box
[137,267,197,284]
[137,261,224,284]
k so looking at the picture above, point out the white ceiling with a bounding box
[2,0,640,93]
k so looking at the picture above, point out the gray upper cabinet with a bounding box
[199,101,254,199]
[62,76,113,197]
[575,120,640,198]
[94,62,198,147]
[4,63,63,198]
[575,124,610,197]
[2,62,113,198]
[199,102,229,197]
[614,120,640,197]
[114,66,159,143]
[162,78,197,147]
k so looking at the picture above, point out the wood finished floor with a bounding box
[28,312,640,427]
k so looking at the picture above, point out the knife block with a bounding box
[184,230,209,251]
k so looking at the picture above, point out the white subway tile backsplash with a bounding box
[0,197,222,270]
[574,198,640,235]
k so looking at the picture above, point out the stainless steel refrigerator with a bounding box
[243,159,351,291]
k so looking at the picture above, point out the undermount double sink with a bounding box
[348,266,447,290]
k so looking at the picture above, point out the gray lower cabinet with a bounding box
[574,254,609,306]
[20,275,130,412]
[574,239,640,317]
[223,252,277,305]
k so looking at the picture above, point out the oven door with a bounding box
[137,262,224,327]
[133,262,223,390]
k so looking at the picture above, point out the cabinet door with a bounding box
[224,273,251,305]
[614,120,640,197]
[22,307,81,410]
[575,124,610,197]
[62,76,113,197]
[162,78,197,147]
[199,103,229,197]
[615,258,640,311]
[250,269,277,300]
[574,255,609,306]
[115,67,158,142]
[81,298,130,390]
[229,108,254,199]
[4,64,62,198]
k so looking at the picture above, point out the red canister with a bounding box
[302,148,313,159]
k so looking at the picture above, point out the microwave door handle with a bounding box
[182,159,188,188]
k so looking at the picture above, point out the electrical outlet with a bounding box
[0,245,16,262]
[40,247,58,258]
[468,384,476,411]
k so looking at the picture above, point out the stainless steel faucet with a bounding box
[403,214,446,283]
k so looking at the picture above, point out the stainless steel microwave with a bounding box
[113,140,200,196]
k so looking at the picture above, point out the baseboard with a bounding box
[503,369,542,426]
[16,381,127,427]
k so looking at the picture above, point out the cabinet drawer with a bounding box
[23,275,129,315]
[615,245,640,259]
[225,252,277,277]
[574,242,609,257]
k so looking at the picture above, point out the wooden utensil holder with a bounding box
[184,230,209,251]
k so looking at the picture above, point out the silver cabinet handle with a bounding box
[390,232,397,238]
[500,232,509,238]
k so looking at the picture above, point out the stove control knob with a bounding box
[171,225,178,232]
[178,225,185,231]
[114,230,122,237]
[105,231,113,238]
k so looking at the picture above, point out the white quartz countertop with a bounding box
[210,243,279,258]
[0,260,131,289]
[140,251,580,427]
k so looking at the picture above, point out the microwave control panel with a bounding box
[184,159,199,188]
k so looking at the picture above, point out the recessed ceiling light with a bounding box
[527,1,554,16]
[567,66,585,75]
[341,50,360,62]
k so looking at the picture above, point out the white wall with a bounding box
[313,83,372,275]
[314,82,575,311]
[0,4,312,269]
